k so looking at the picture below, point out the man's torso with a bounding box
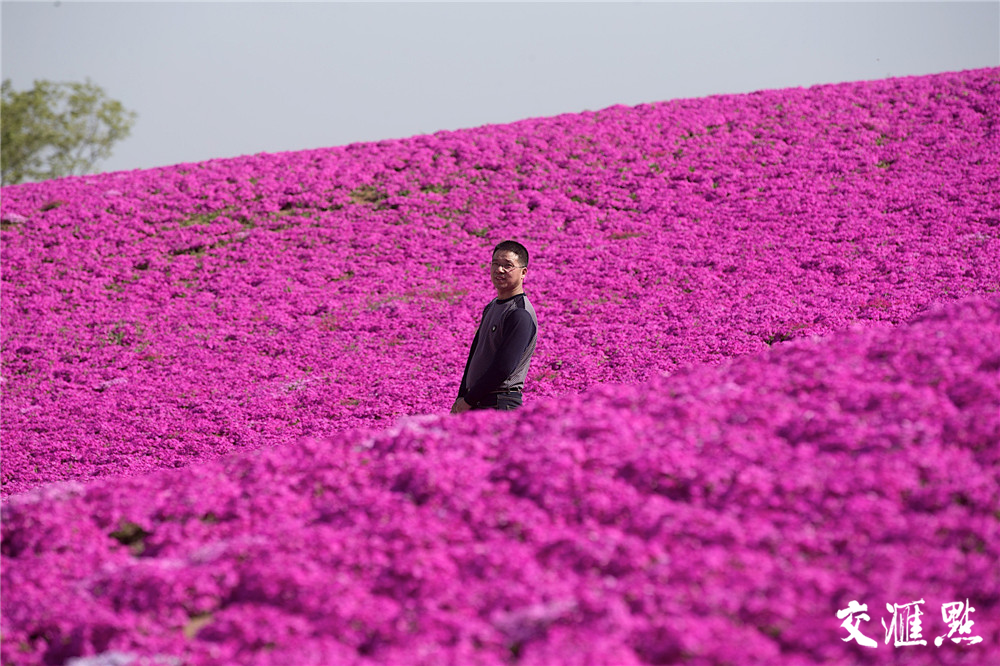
[465,293,538,393]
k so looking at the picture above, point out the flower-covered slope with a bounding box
[2,68,998,495]
[2,294,998,666]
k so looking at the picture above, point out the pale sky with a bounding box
[2,1,998,177]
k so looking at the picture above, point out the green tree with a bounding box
[1,78,137,185]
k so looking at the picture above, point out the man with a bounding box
[451,240,538,413]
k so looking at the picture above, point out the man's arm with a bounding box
[456,328,481,400]
[453,305,490,414]
[463,308,536,406]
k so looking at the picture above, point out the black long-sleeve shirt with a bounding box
[458,293,538,406]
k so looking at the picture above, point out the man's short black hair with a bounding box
[493,240,529,267]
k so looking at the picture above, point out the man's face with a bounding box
[490,250,526,292]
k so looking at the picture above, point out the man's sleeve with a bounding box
[463,308,536,406]
[457,328,481,400]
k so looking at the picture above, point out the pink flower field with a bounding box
[2,67,999,664]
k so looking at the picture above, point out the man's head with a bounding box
[490,240,529,297]
[492,240,528,268]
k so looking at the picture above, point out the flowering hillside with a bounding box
[2,68,998,495]
[2,67,1000,665]
[2,294,998,665]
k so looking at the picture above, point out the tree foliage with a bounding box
[1,78,137,185]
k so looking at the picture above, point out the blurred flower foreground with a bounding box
[1,68,998,665]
